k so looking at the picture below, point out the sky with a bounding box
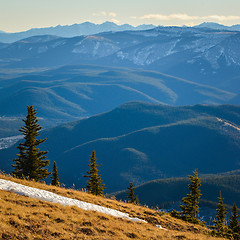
[1,0,240,32]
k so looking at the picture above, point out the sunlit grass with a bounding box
[0,173,225,239]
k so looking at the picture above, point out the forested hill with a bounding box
[1,102,240,192]
[114,171,240,209]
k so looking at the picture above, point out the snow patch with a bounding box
[156,225,167,230]
[0,179,146,223]
[51,40,66,48]
[0,135,23,150]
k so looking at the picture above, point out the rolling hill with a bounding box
[114,171,240,211]
[0,65,235,130]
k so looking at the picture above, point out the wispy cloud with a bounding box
[110,18,120,24]
[93,11,117,18]
[206,15,240,21]
[138,14,198,21]
[131,13,240,21]
[109,12,117,18]
[92,11,119,24]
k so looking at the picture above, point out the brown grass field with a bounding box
[0,174,226,239]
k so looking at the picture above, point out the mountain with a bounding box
[195,22,232,30]
[0,65,235,130]
[195,22,240,31]
[1,26,240,94]
[1,102,240,192]
[101,28,240,92]
[0,174,222,240]
[163,32,240,92]
[0,26,234,68]
[0,22,156,43]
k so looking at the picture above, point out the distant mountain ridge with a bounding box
[195,22,240,31]
[1,21,240,44]
[0,21,156,43]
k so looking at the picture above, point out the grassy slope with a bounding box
[0,174,225,240]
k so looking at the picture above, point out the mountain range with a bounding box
[1,21,240,201]
[1,26,240,95]
[196,22,240,31]
[1,21,240,44]
[0,21,156,43]
[1,102,240,192]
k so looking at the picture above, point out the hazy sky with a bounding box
[1,0,240,32]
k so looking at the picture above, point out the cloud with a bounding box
[132,13,240,21]
[111,18,120,24]
[93,11,117,18]
[109,12,117,17]
[139,14,198,21]
[206,15,240,21]
[101,11,107,17]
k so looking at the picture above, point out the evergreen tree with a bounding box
[135,195,139,205]
[84,150,105,196]
[229,203,240,238]
[212,191,228,236]
[126,182,138,204]
[51,161,60,187]
[180,169,202,224]
[12,105,50,181]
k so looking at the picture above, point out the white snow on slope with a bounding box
[0,135,23,150]
[217,118,240,132]
[0,179,146,223]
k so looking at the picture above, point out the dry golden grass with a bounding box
[0,174,226,239]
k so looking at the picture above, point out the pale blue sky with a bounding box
[1,0,240,32]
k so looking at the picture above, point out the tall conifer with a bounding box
[212,191,228,236]
[229,203,240,239]
[51,161,60,186]
[84,150,105,196]
[12,105,50,181]
[180,169,202,223]
[127,182,138,204]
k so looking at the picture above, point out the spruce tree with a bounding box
[180,169,202,224]
[212,191,228,236]
[126,182,138,204]
[51,161,60,187]
[229,203,240,238]
[84,150,105,196]
[12,105,50,181]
